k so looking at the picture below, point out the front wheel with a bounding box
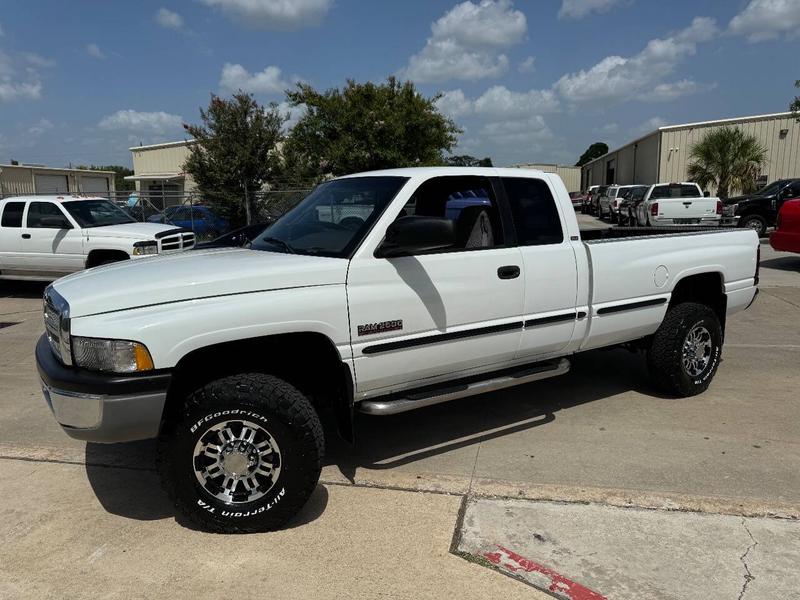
[157,373,324,533]
[646,302,722,397]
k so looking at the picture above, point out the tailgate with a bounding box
[656,197,717,222]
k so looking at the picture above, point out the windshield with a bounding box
[63,200,136,227]
[755,181,784,196]
[251,176,408,257]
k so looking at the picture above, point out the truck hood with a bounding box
[52,248,349,318]
[84,222,185,240]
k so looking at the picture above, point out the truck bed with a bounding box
[579,226,732,242]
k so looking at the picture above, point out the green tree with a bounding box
[285,77,461,177]
[446,155,493,167]
[686,127,767,199]
[575,142,608,167]
[183,92,285,225]
[790,79,800,121]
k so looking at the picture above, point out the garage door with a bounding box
[34,174,69,194]
[81,176,109,194]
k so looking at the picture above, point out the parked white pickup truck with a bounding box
[634,182,722,227]
[36,168,759,533]
[0,195,194,280]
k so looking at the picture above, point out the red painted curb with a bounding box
[484,545,607,600]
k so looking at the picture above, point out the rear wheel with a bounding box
[739,214,767,237]
[157,373,324,533]
[646,302,722,397]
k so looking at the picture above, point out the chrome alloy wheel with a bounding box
[682,325,713,377]
[193,419,282,504]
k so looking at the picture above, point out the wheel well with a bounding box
[670,272,727,331]
[86,249,129,268]
[163,332,355,443]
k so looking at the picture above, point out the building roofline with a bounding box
[580,111,797,170]
[129,139,197,152]
[0,164,115,174]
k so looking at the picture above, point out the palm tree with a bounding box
[687,127,767,199]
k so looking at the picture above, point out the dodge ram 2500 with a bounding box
[36,167,759,532]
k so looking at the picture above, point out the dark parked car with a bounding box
[148,205,230,237]
[589,185,609,216]
[194,221,273,249]
[569,191,586,210]
[616,186,649,226]
[722,178,800,237]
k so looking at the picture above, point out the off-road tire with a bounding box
[157,373,324,533]
[646,302,722,397]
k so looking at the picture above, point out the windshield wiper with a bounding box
[260,236,296,254]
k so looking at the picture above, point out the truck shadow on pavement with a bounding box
[82,348,661,529]
[326,348,661,480]
[760,256,800,272]
[0,281,48,299]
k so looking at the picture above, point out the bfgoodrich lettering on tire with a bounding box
[646,302,723,397]
[157,373,324,533]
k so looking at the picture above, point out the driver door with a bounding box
[346,175,525,397]
[21,201,84,275]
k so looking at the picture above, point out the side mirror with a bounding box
[40,216,72,229]
[376,216,455,258]
[703,191,710,197]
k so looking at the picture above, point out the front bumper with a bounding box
[36,335,171,443]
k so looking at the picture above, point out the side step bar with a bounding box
[357,358,570,416]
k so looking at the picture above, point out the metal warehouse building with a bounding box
[127,140,198,203]
[512,163,581,192]
[581,112,800,193]
[0,164,115,197]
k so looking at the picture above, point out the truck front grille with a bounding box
[159,231,195,252]
[43,296,62,360]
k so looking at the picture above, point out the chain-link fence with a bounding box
[0,188,311,242]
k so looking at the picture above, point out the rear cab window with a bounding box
[501,177,564,246]
[1,201,26,227]
[650,184,701,200]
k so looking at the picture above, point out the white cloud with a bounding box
[479,114,554,145]
[633,116,668,135]
[0,50,43,103]
[22,52,56,68]
[98,110,183,134]
[199,0,332,29]
[156,7,184,29]
[596,122,619,134]
[640,79,716,102]
[473,85,559,117]
[729,0,800,42]
[559,0,627,20]
[400,0,527,83]
[435,89,474,118]
[518,56,536,73]
[554,17,718,105]
[86,43,105,59]
[219,63,289,94]
[276,101,306,130]
[28,118,54,136]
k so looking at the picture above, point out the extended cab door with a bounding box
[0,201,26,275]
[346,175,525,396]
[21,201,85,275]
[500,175,580,360]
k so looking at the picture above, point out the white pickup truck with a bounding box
[35,167,759,533]
[0,195,194,280]
[634,182,722,227]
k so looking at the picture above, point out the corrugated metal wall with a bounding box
[131,144,193,176]
[659,114,800,194]
[514,164,581,192]
[0,166,114,196]
[580,131,660,189]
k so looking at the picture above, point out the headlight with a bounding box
[72,337,154,373]
[132,240,158,256]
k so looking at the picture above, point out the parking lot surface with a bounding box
[1,216,799,598]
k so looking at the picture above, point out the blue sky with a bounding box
[1,0,798,168]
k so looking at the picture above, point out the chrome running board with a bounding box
[357,358,570,416]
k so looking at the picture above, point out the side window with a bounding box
[27,202,68,228]
[1,202,25,227]
[502,177,564,246]
[398,176,503,250]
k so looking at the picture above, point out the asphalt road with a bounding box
[1,218,798,598]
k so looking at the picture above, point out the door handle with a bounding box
[21,234,31,239]
[497,265,520,279]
